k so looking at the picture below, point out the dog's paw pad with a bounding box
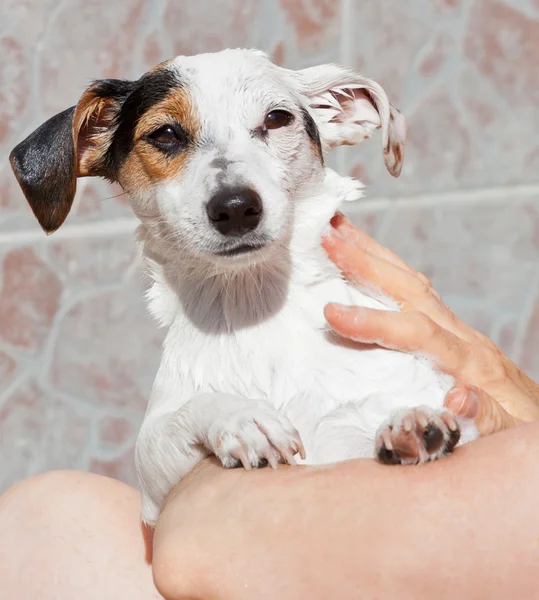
[376,407,460,465]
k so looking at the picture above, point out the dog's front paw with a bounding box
[375,406,460,465]
[206,400,306,469]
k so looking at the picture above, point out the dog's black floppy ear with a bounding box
[9,79,134,234]
[9,107,78,234]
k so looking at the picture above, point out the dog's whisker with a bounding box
[96,191,128,202]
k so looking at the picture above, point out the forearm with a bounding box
[153,422,539,600]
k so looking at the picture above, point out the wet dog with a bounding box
[10,49,478,525]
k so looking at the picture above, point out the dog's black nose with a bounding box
[206,187,263,236]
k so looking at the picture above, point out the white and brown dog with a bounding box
[10,49,477,525]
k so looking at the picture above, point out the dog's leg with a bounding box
[310,396,478,466]
[135,393,304,525]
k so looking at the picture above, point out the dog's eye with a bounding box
[264,110,294,130]
[148,126,181,146]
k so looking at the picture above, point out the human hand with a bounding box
[322,213,539,435]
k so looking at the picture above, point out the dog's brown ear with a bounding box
[9,79,133,234]
[296,64,406,177]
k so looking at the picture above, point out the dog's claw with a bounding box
[283,450,296,466]
[441,411,458,432]
[295,437,307,460]
[213,404,301,471]
[417,413,429,429]
[381,429,393,451]
[261,446,279,470]
[233,446,251,471]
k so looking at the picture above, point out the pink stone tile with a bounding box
[349,163,373,188]
[48,236,137,287]
[449,0,539,190]
[0,36,29,146]
[39,0,148,116]
[345,206,385,238]
[0,164,26,218]
[348,83,472,198]
[90,447,137,487]
[157,0,340,72]
[457,64,539,189]
[339,0,539,195]
[280,0,340,51]
[98,416,135,446]
[418,32,450,78]
[0,379,91,491]
[341,2,455,196]
[349,2,435,104]
[432,0,460,9]
[397,87,471,196]
[0,248,62,353]
[272,41,286,67]
[142,32,164,71]
[0,350,17,390]
[51,280,163,411]
[162,0,258,57]
[1,0,60,47]
[519,297,539,380]
[465,0,539,108]
[370,197,539,356]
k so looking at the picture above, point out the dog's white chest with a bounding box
[157,272,449,445]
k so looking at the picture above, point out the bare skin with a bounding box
[0,471,161,600]
[153,424,539,600]
[0,217,538,599]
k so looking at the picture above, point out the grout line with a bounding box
[0,218,139,248]
[335,0,354,175]
[345,183,539,213]
[339,0,354,66]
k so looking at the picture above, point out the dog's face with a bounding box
[10,49,406,265]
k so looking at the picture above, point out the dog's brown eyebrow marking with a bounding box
[118,86,200,192]
[110,68,183,169]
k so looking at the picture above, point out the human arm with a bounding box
[152,421,539,600]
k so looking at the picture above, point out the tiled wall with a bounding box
[1,0,539,491]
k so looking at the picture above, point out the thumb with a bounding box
[444,384,522,436]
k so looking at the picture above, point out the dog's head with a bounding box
[10,49,405,264]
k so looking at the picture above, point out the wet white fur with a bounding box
[132,49,478,525]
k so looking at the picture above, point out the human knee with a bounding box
[0,470,135,530]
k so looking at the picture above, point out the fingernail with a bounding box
[465,390,479,419]
[445,386,467,415]
[446,387,479,419]
[330,211,346,228]
[326,302,356,314]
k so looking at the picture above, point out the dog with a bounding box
[10,48,478,526]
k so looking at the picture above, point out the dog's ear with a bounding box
[9,79,134,234]
[296,64,406,177]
